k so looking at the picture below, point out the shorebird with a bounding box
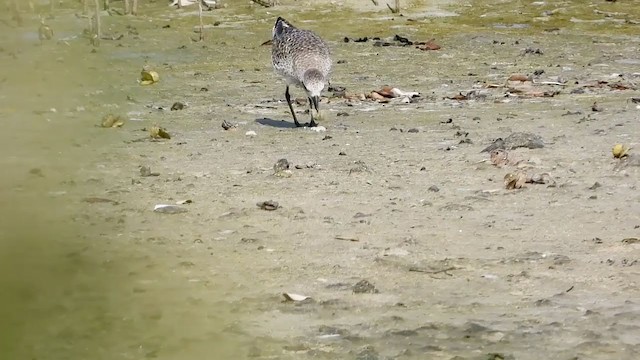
[271,17,332,127]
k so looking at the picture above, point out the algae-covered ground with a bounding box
[0,0,639,359]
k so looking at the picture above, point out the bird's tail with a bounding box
[273,17,294,39]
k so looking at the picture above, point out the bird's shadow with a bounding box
[255,117,298,129]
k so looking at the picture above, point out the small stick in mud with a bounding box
[198,0,204,41]
[92,0,101,46]
[10,0,23,26]
[387,0,400,14]
[124,0,137,15]
[251,0,275,8]
[408,266,459,277]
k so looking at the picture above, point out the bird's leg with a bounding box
[285,85,301,127]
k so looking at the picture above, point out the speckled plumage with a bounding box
[271,17,331,127]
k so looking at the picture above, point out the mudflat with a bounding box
[1,1,638,359]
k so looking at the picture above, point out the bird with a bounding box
[38,17,53,42]
[271,17,332,128]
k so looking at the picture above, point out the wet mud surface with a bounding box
[1,0,639,359]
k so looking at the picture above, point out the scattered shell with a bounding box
[592,101,603,112]
[391,88,420,98]
[508,74,531,82]
[368,91,388,102]
[100,114,125,128]
[149,126,171,139]
[139,166,160,177]
[153,204,188,214]
[417,39,441,51]
[222,120,237,130]
[83,197,118,204]
[245,130,257,137]
[273,158,290,173]
[373,86,420,99]
[310,126,327,132]
[349,160,370,174]
[257,200,279,211]
[504,172,528,190]
[170,102,185,111]
[612,144,630,158]
[622,237,640,244]
[490,149,523,167]
[140,69,160,85]
[613,154,640,171]
[352,279,378,294]
[274,159,293,177]
[282,293,310,302]
[482,132,544,152]
[504,171,555,189]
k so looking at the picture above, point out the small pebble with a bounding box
[310,126,326,132]
[407,128,419,133]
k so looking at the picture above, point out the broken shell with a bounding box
[612,144,630,158]
[221,120,237,130]
[504,172,527,190]
[282,293,310,302]
[420,39,441,50]
[149,126,171,139]
[140,69,160,85]
[153,204,188,214]
[100,114,125,128]
[375,86,395,98]
[273,158,290,173]
[368,92,388,102]
[257,200,279,211]
[391,88,420,98]
[508,74,531,82]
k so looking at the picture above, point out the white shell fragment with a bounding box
[310,126,327,132]
[245,130,257,137]
[391,87,420,98]
[153,204,188,214]
[169,0,216,7]
[282,293,310,302]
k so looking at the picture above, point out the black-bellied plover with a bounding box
[271,17,332,127]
